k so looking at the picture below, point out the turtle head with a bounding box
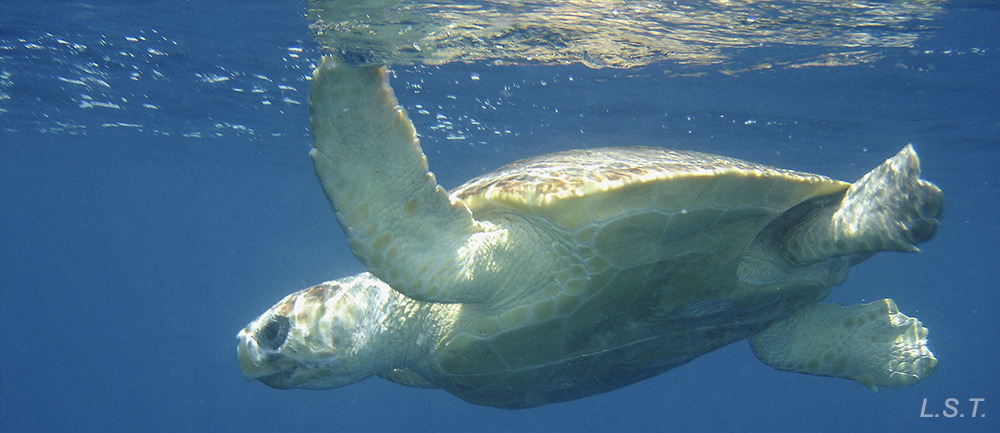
[237,273,396,389]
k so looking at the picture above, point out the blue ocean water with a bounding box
[1,0,997,432]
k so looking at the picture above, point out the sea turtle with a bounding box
[237,57,942,409]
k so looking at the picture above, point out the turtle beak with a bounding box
[237,322,294,386]
[237,326,270,381]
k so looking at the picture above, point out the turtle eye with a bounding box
[255,316,290,350]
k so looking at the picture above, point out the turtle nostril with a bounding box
[256,316,290,350]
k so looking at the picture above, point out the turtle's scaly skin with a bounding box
[237,58,942,409]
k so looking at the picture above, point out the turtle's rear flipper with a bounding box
[781,144,943,266]
[749,299,937,389]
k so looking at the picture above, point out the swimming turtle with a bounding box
[237,57,942,409]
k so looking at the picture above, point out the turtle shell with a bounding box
[426,147,852,408]
[452,147,848,268]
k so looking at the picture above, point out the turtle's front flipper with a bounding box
[309,56,497,304]
[749,299,937,389]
